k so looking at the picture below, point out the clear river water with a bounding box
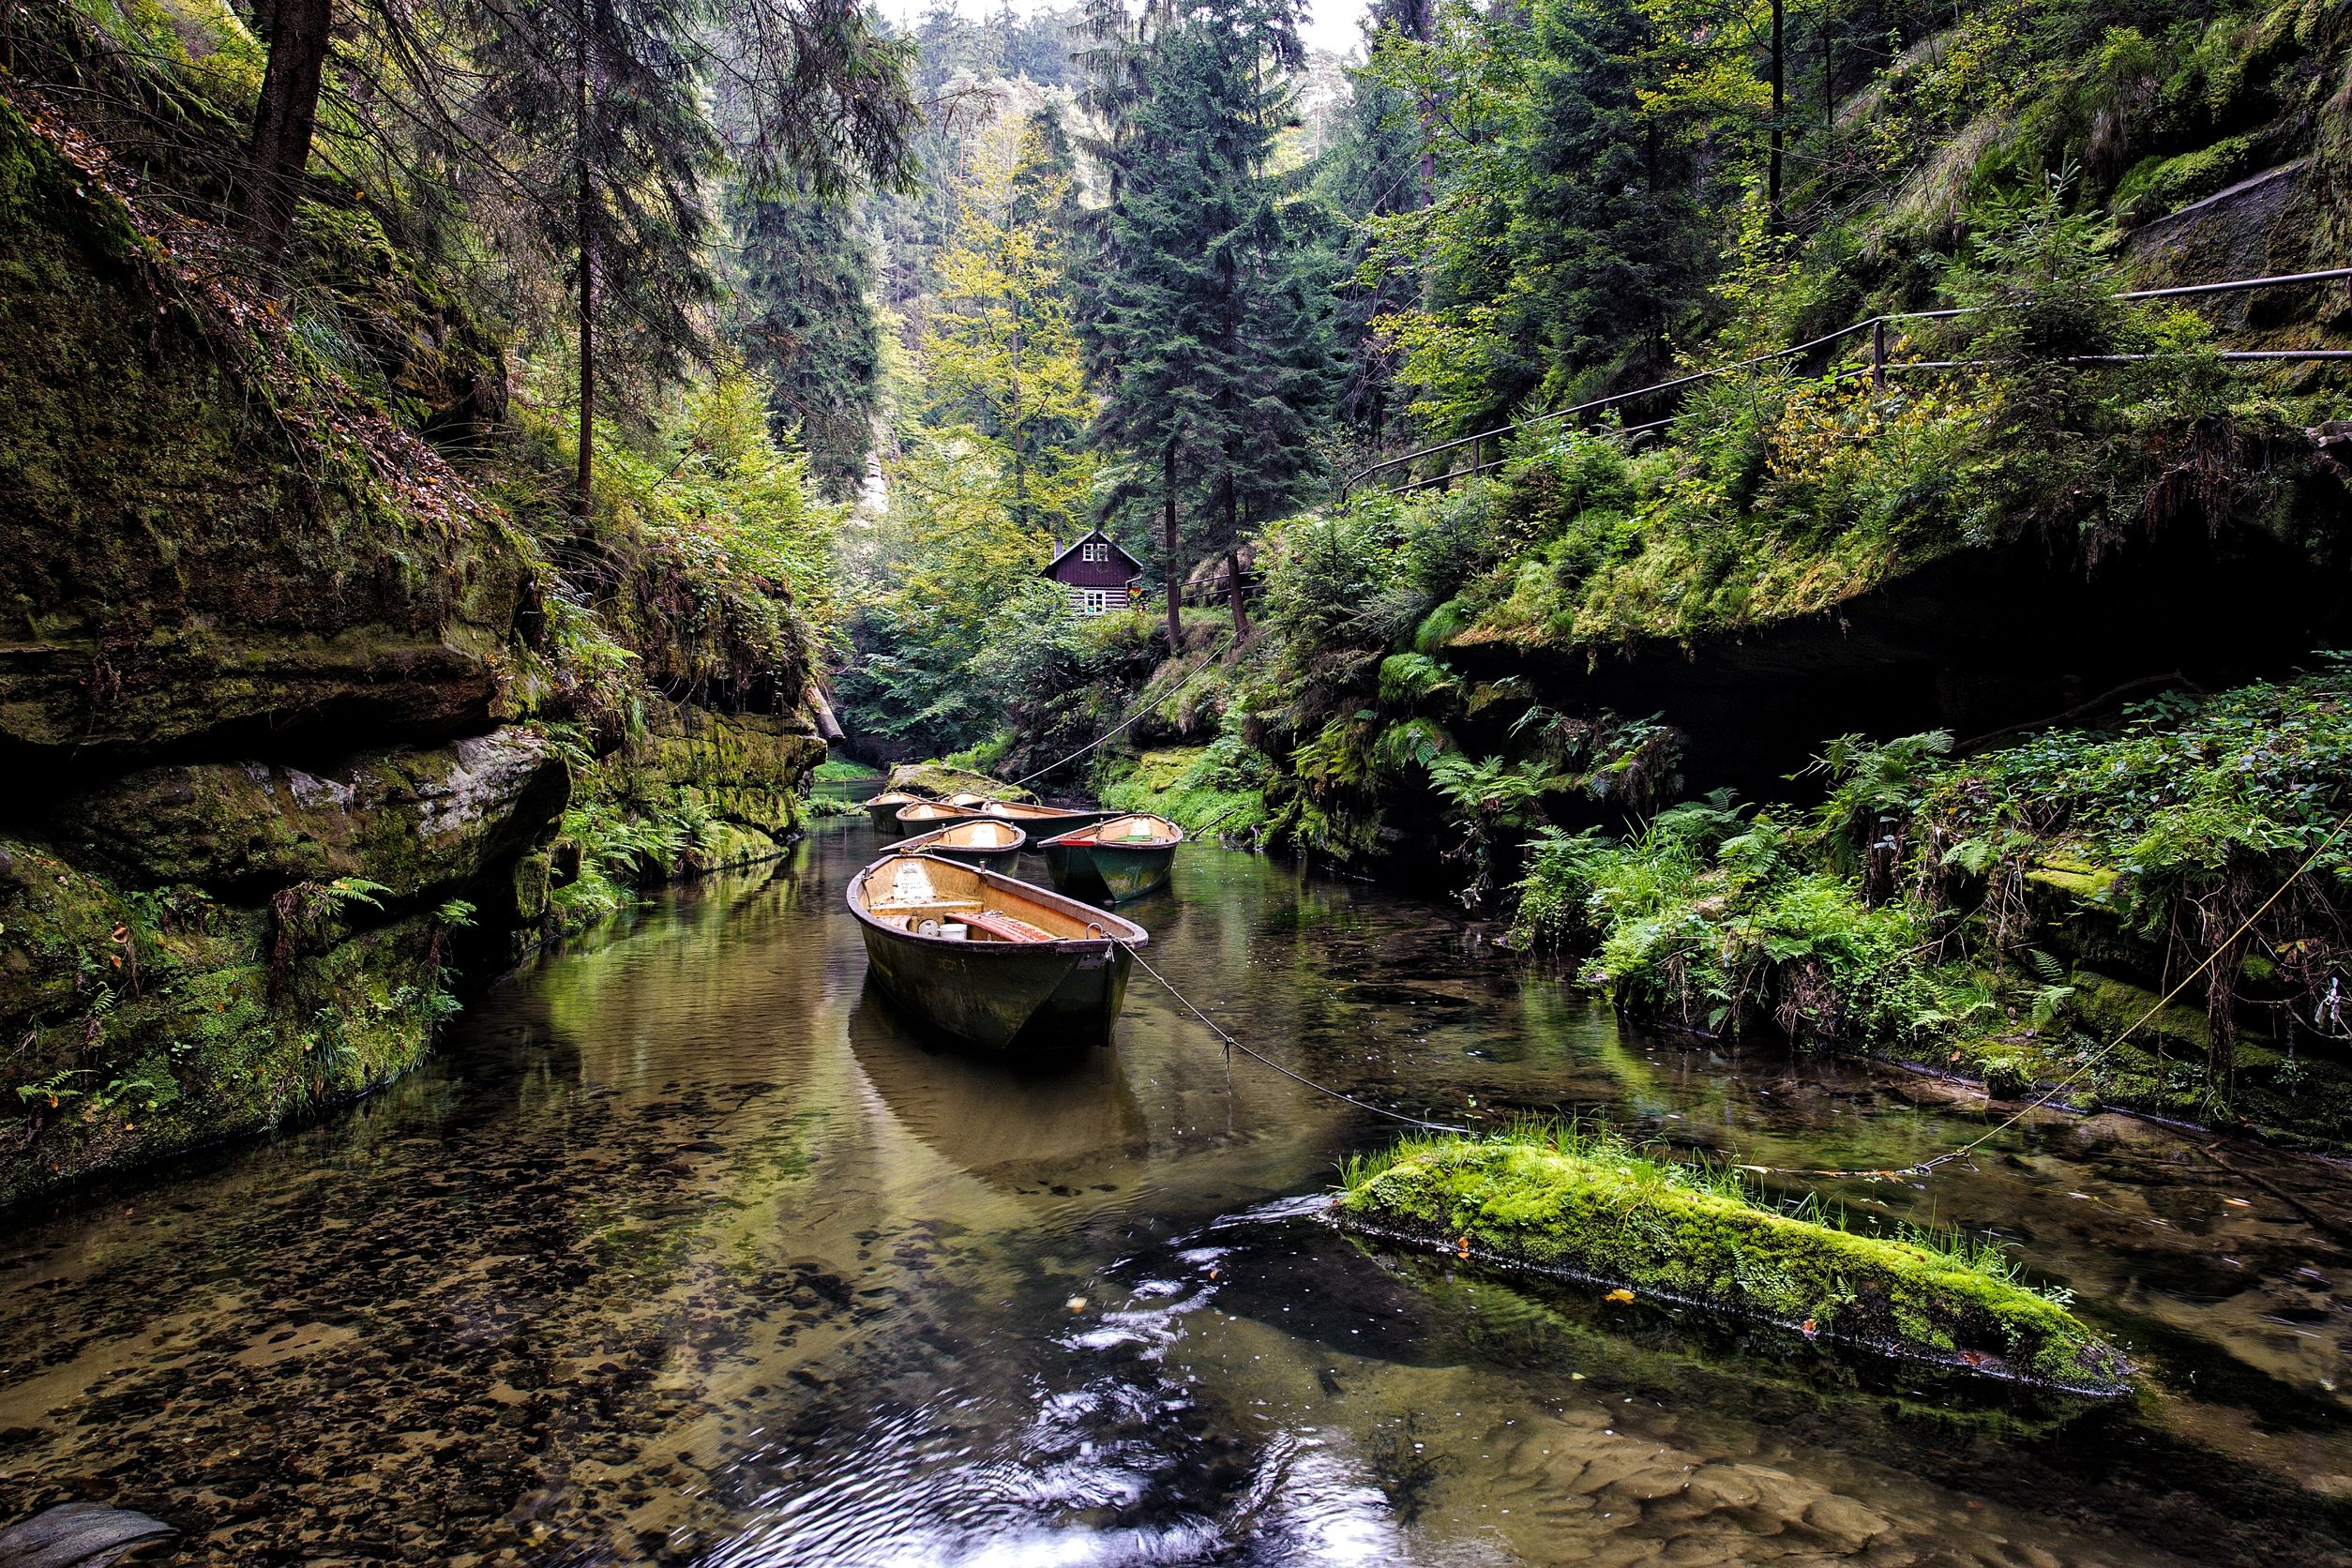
[6,812,2352,1566]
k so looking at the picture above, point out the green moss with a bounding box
[886,761,1037,801]
[0,837,455,1207]
[1335,1126,2132,1395]
[2116,135,2262,224]
[2024,854,2118,900]
[46,730,566,897]
[1097,742,1272,838]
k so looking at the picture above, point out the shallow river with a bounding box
[7,818,2352,1566]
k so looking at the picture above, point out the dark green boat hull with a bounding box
[855,924,1135,1054]
[1043,840,1176,903]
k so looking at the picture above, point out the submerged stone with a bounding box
[0,1501,176,1568]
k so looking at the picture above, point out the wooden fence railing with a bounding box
[1340,266,2352,501]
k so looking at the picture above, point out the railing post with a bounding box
[1871,318,1887,390]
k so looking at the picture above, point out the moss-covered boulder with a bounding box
[886,761,1036,803]
[0,95,531,761]
[0,839,464,1207]
[1334,1130,2132,1395]
[46,729,565,897]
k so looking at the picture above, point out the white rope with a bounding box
[1009,649,1225,789]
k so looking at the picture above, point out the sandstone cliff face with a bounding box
[0,97,819,1206]
[605,700,828,868]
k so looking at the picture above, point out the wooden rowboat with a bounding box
[1041,813,1184,903]
[865,789,926,834]
[982,800,1123,834]
[848,855,1148,1053]
[897,799,984,831]
[898,818,1028,874]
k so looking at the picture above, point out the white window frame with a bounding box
[1080,589,1109,616]
[1082,541,1108,563]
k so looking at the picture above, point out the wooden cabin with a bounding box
[1042,529,1145,616]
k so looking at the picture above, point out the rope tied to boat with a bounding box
[1117,942,1473,1136]
[1744,807,2352,1183]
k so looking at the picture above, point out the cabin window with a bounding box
[1082,541,1108,563]
[1080,589,1108,615]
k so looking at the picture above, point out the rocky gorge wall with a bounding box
[0,91,822,1207]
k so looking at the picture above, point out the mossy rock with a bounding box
[0,97,531,759]
[2069,968,2213,1055]
[1335,1135,2132,1395]
[886,761,1037,803]
[2023,854,2118,902]
[48,728,565,898]
[0,837,456,1207]
[605,698,825,850]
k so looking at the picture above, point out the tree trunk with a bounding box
[1221,477,1247,641]
[1821,1,1833,136]
[1162,440,1183,651]
[1768,0,1785,234]
[242,0,332,271]
[574,0,597,520]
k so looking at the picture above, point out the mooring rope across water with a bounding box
[1118,806,2350,1184]
[1746,807,2352,1183]
[1119,942,1474,1135]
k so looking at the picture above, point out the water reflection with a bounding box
[0,824,2349,1564]
[847,993,1152,1199]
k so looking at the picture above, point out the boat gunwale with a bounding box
[894,801,982,825]
[1041,812,1187,851]
[846,853,1149,955]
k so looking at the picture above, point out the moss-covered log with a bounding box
[1334,1130,2133,1395]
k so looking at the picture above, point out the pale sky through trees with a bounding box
[885,0,1368,61]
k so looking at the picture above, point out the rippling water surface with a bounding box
[6,816,2352,1566]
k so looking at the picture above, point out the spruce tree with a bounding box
[729,189,882,497]
[462,0,914,515]
[1089,0,1335,643]
[1318,0,1433,448]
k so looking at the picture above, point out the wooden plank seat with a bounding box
[957,910,1056,943]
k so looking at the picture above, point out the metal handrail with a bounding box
[1340,265,2352,500]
